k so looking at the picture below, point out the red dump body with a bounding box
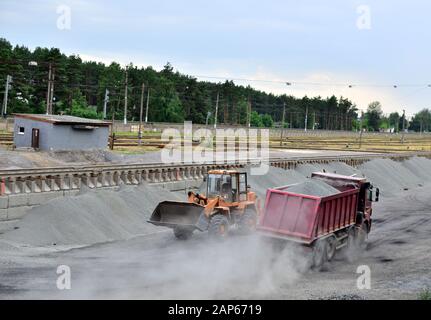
[258,173,366,244]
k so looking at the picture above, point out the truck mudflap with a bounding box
[148,201,209,231]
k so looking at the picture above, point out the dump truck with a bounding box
[257,172,379,267]
[148,170,260,239]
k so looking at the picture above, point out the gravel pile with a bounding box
[47,150,124,163]
[2,156,431,248]
[286,180,341,197]
[2,183,183,247]
[358,158,425,197]
[246,167,307,199]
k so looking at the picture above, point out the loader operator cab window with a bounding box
[239,173,247,201]
[207,174,233,202]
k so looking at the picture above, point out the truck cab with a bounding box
[311,172,379,231]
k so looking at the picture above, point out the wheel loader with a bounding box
[148,170,260,239]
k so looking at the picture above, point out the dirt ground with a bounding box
[0,182,430,299]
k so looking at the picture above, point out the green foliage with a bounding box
[261,114,274,127]
[410,108,431,132]
[418,289,431,300]
[0,37,362,128]
[70,92,99,119]
[365,101,383,131]
[249,111,274,127]
[388,112,400,132]
[250,111,263,127]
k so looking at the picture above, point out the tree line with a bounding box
[362,101,431,133]
[2,37,426,132]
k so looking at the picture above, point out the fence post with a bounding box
[109,133,115,150]
[0,178,5,196]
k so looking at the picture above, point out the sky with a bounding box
[0,0,430,116]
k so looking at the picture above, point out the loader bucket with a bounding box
[148,201,206,230]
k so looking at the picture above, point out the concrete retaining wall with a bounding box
[0,179,203,222]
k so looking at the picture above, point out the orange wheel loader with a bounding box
[148,170,260,239]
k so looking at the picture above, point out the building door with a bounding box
[31,128,40,149]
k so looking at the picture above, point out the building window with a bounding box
[18,127,25,135]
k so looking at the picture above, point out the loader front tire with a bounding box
[173,227,193,240]
[208,214,229,239]
[239,207,257,234]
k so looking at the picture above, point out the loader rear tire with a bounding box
[173,227,193,240]
[239,207,257,234]
[208,214,229,239]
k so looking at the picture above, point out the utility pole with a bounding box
[280,102,286,146]
[103,88,109,119]
[138,83,145,144]
[214,91,219,129]
[1,75,12,118]
[123,68,128,124]
[304,105,308,132]
[401,109,406,144]
[145,88,150,123]
[50,66,55,114]
[247,98,251,128]
[46,63,55,115]
[312,112,316,130]
[359,111,364,149]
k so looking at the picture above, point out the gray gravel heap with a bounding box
[286,179,341,197]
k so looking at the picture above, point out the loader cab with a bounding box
[206,171,248,203]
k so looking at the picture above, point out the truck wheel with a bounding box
[173,227,193,240]
[348,225,367,250]
[356,223,368,249]
[239,207,257,233]
[312,239,328,269]
[326,236,337,261]
[208,215,229,239]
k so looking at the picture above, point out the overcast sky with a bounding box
[1,0,430,116]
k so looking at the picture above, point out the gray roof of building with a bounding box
[13,114,111,126]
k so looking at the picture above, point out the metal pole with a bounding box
[312,112,316,130]
[401,109,406,144]
[359,111,363,149]
[139,83,145,144]
[214,91,219,129]
[49,67,55,114]
[123,68,128,124]
[304,105,308,132]
[46,63,52,115]
[2,75,12,118]
[280,102,285,146]
[247,98,251,128]
[103,88,109,119]
[145,88,150,123]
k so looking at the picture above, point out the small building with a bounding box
[13,114,111,151]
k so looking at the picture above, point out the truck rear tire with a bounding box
[326,236,337,261]
[208,214,229,239]
[312,239,328,269]
[238,207,257,234]
[173,227,193,240]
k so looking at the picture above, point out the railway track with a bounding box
[0,151,430,197]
